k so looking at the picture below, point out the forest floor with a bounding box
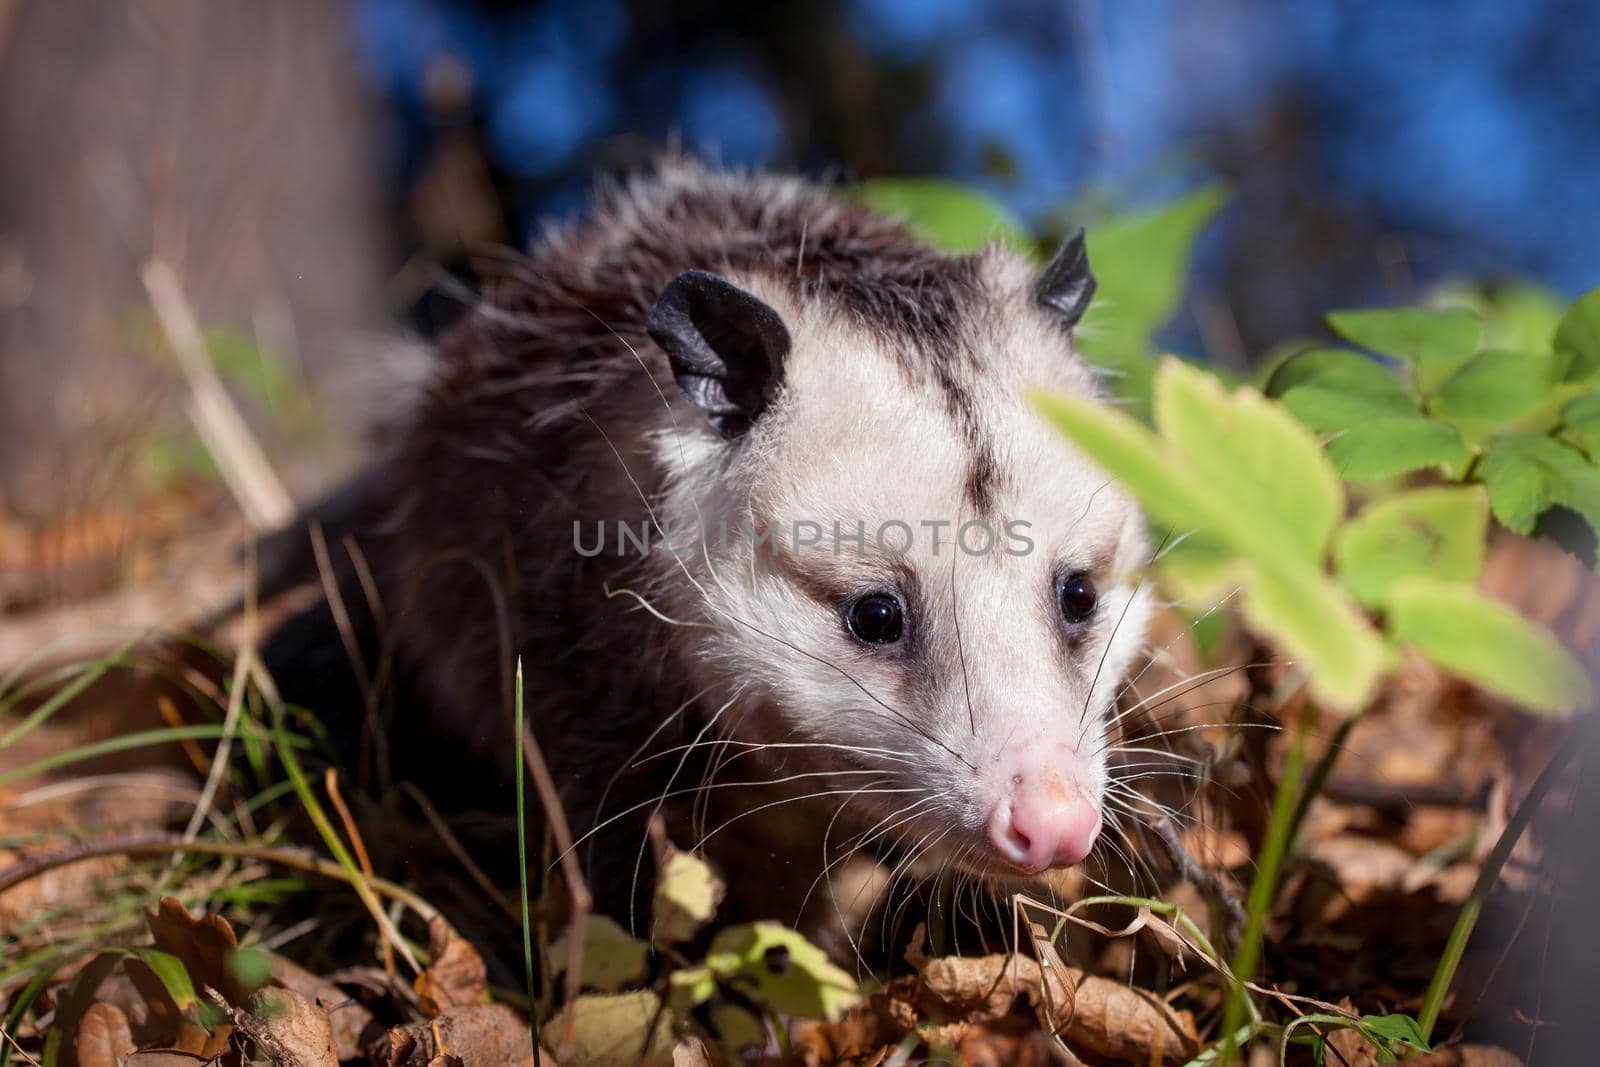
[0,485,1585,1066]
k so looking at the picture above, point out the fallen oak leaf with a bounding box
[144,896,263,1006]
[916,953,1199,1065]
[269,953,378,1061]
[75,1002,136,1067]
[373,1003,536,1067]
[210,986,337,1067]
[413,916,488,1015]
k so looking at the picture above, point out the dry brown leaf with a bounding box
[1325,1025,1382,1067]
[373,1003,535,1067]
[75,1002,136,1067]
[413,916,488,1015]
[1306,834,1417,892]
[917,953,1198,1065]
[270,953,378,1060]
[232,987,338,1067]
[144,896,250,1005]
[955,1014,1080,1066]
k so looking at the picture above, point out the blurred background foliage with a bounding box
[2,0,1598,527]
[353,0,1600,356]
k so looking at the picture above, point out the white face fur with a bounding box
[649,247,1151,878]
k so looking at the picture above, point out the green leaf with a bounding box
[126,949,199,1012]
[855,178,1031,254]
[704,922,861,1022]
[1426,349,1555,422]
[1358,1013,1430,1055]
[551,915,650,992]
[1478,433,1600,538]
[1562,392,1600,457]
[1155,359,1343,565]
[1153,532,1239,604]
[652,850,725,945]
[666,966,716,1013]
[1324,417,1471,479]
[1032,383,1223,545]
[1335,487,1488,608]
[1076,185,1228,411]
[549,991,677,1067]
[1327,307,1483,364]
[1240,558,1390,713]
[1387,578,1589,714]
[1037,362,1388,711]
[1554,286,1600,382]
[1266,347,1417,431]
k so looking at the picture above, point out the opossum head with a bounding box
[646,234,1150,877]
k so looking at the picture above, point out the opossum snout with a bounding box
[985,764,1102,874]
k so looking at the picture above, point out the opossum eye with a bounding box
[1058,572,1098,624]
[846,594,904,645]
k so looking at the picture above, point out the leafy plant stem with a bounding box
[1285,716,1355,852]
[1216,690,1312,1065]
[1415,742,1577,1044]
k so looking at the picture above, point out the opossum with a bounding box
[261,158,1152,943]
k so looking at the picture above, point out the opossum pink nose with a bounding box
[986,789,1102,874]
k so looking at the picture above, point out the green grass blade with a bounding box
[1417,744,1575,1041]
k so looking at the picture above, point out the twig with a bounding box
[0,831,438,921]
[141,259,294,530]
[517,658,591,1038]
[0,1024,43,1067]
[1148,814,1246,941]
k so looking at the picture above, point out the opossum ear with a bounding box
[1034,228,1096,329]
[648,270,791,438]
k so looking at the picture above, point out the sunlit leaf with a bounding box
[550,915,650,992]
[1032,384,1221,543]
[704,922,861,1022]
[666,966,716,1013]
[856,178,1031,254]
[1240,559,1389,713]
[1335,487,1488,607]
[1387,578,1590,715]
[125,949,199,1012]
[1562,392,1600,457]
[1426,349,1555,422]
[1479,433,1600,540]
[1155,359,1343,565]
[1324,417,1471,479]
[1554,285,1600,382]
[1037,362,1386,711]
[1326,306,1482,364]
[1358,1013,1430,1055]
[652,849,725,944]
[1266,347,1417,431]
[548,991,677,1067]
